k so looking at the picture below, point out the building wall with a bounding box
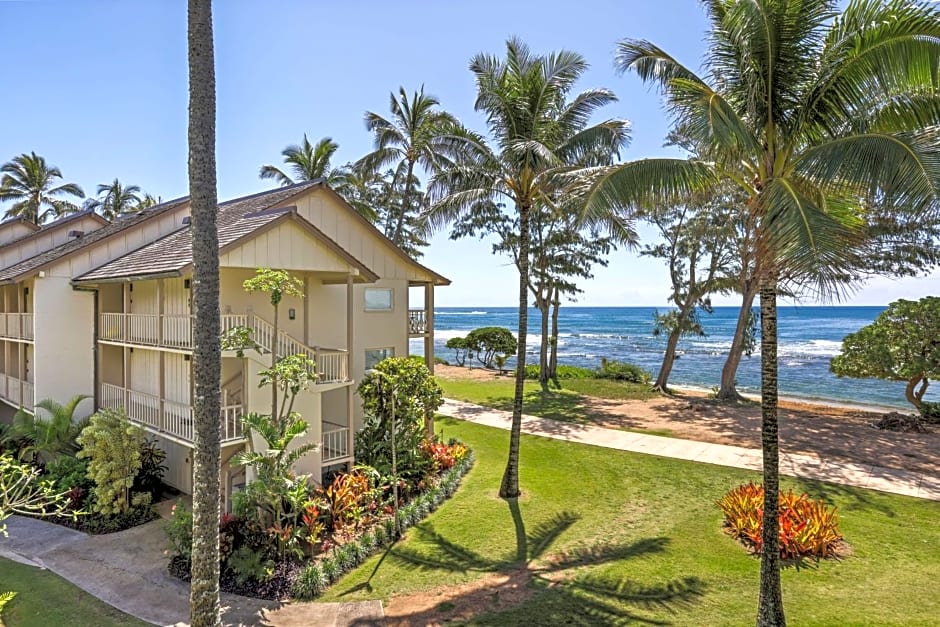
[219,267,306,342]
[0,215,105,269]
[0,222,37,247]
[32,275,96,418]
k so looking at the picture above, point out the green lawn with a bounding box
[322,417,940,625]
[0,558,149,627]
[439,376,660,428]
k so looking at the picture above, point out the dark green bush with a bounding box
[523,365,594,380]
[596,358,652,384]
[133,438,167,500]
[292,563,326,600]
[920,401,940,424]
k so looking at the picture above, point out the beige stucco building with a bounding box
[0,181,447,506]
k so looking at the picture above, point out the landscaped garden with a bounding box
[320,417,940,626]
[0,398,166,536]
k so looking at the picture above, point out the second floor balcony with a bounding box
[98,312,350,384]
[0,312,34,342]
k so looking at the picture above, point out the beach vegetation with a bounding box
[444,336,470,366]
[831,296,940,413]
[82,179,147,220]
[464,326,517,369]
[259,135,347,187]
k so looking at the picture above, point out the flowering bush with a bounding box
[420,439,469,473]
[717,482,843,559]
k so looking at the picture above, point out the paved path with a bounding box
[439,398,940,501]
[0,515,386,627]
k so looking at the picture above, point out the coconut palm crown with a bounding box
[0,152,85,225]
[84,179,143,220]
[582,1,940,625]
[259,135,346,187]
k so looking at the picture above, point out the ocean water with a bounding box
[410,306,934,410]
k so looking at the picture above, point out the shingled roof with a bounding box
[73,179,379,283]
[0,197,190,282]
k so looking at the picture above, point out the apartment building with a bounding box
[0,180,447,504]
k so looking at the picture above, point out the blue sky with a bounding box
[2,0,937,306]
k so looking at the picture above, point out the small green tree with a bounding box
[76,408,145,515]
[831,297,940,411]
[356,356,444,465]
[0,453,76,537]
[243,268,304,420]
[465,327,518,369]
[445,336,469,367]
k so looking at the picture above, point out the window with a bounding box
[365,347,394,370]
[364,288,393,311]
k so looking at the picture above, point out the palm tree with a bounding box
[0,152,84,224]
[187,0,222,624]
[259,135,346,187]
[136,193,161,210]
[358,86,463,247]
[12,395,89,464]
[585,1,940,623]
[430,38,630,498]
[84,179,142,220]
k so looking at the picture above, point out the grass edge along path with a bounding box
[321,417,940,626]
[0,557,149,627]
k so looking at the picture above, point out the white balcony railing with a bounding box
[100,383,245,444]
[0,372,34,411]
[408,309,427,335]
[0,312,35,341]
[322,426,349,463]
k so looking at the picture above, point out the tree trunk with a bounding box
[905,377,926,409]
[187,1,222,625]
[538,298,549,393]
[392,159,415,246]
[549,286,560,388]
[757,276,785,627]
[718,288,757,401]
[272,301,279,423]
[499,203,530,499]
[654,327,682,393]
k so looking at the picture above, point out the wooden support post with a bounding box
[346,384,355,464]
[157,279,164,345]
[303,276,310,346]
[424,282,435,375]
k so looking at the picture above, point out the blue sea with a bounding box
[411,306,934,410]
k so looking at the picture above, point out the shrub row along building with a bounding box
[0,180,447,508]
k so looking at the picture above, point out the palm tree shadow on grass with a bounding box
[352,500,705,624]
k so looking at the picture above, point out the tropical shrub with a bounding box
[524,364,594,380]
[420,439,469,473]
[11,395,89,464]
[717,482,843,559]
[445,336,470,366]
[76,408,146,515]
[313,468,378,533]
[44,455,94,510]
[920,401,940,424]
[164,500,194,557]
[465,326,517,368]
[356,356,444,479]
[228,546,275,585]
[0,591,15,627]
[0,453,76,536]
[132,438,167,500]
[596,358,652,384]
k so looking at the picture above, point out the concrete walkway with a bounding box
[0,515,386,627]
[439,398,940,501]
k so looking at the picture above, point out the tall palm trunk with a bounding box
[757,276,785,627]
[717,287,757,401]
[392,159,416,246]
[272,301,279,422]
[548,286,560,387]
[499,202,530,499]
[187,1,221,625]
